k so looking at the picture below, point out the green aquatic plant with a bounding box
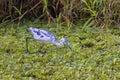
[1,23,120,79]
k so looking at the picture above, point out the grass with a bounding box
[0,0,120,26]
[1,22,120,79]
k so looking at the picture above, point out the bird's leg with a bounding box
[26,37,33,53]
[26,37,45,55]
[38,43,45,54]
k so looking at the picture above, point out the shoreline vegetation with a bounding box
[0,0,120,28]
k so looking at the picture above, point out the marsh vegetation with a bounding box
[0,0,120,79]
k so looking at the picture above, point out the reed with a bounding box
[0,0,119,28]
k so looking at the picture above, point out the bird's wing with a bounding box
[29,27,58,43]
[40,30,58,43]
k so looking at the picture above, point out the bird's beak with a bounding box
[66,44,77,53]
[66,44,72,50]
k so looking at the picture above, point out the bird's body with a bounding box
[28,27,69,47]
[28,27,56,44]
[26,27,71,53]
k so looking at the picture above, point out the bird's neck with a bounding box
[54,41,63,47]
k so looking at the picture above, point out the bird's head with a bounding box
[60,38,72,50]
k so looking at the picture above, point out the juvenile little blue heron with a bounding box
[26,27,72,54]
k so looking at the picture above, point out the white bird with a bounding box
[26,27,71,54]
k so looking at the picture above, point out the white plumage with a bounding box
[26,27,71,53]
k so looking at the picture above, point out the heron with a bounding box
[26,27,72,54]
